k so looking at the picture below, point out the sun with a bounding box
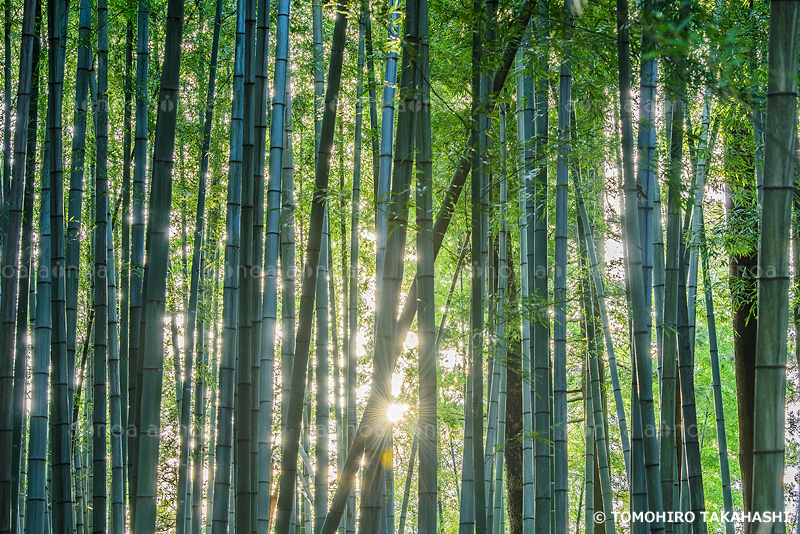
[387,403,408,423]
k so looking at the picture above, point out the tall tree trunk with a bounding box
[751,2,798,530]
[133,0,186,527]
[726,144,758,526]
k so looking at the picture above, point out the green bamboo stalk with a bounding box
[459,353,475,534]
[119,12,134,494]
[471,1,488,530]
[315,207,331,534]
[93,0,110,526]
[576,213,616,534]
[554,4,572,530]
[751,0,799,529]
[210,0,245,527]
[416,0,435,528]
[205,250,221,534]
[349,9,365,529]
[676,242,707,534]
[515,40,535,534]
[127,0,150,513]
[532,6,551,531]
[25,136,49,534]
[235,0,258,523]
[47,0,75,525]
[0,0,36,525]
[106,210,124,534]
[132,0,186,526]
[191,3,222,532]
[65,0,92,469]
[11,13,39,532]
[375,0,401,302]
[397,428,417,534]
[190,240,209,534]
[491,109,508,534]
[359,0,421,527]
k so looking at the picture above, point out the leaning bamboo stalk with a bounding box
[617,0,666,524]
[572,181,631,479]
[359,0,421,527]
[577,214,616,534]
[273,0,349,528]
[697,216,734,534]
[321,5,539,529]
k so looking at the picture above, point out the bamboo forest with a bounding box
[3,0,800,531]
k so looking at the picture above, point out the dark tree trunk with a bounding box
[505,341,523,534]
[724,126,758,526]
